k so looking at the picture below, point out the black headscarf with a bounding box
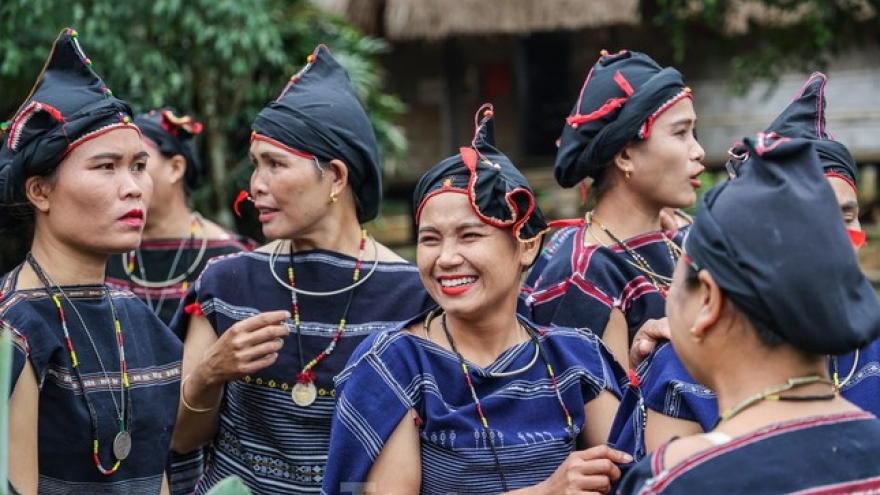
[729,72,857,188]
[413,104,548,242]
[555,50,692,188]
[134,108,204,193]
[686,133,880,355]
[251,45,381,223]
[0,28,137,231]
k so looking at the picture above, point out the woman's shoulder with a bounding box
[537,324,622,372]
[352,316,431,359]
[372,240,411,263]
[337,315,433,382]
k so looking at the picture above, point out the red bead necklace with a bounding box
[288,229,366,406]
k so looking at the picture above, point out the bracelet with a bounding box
[181,374,221,413]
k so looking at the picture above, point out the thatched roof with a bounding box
[316,0,640,40]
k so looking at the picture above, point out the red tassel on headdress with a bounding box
[184,302,204,316]
[233,190,251,218]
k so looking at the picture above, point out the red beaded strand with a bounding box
[29,253,131,475]
[439,314,575,492]
[289,229,366,387]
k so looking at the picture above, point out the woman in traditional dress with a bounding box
[170,45,434,494]
[323,105,632,495]
[520,50,705,367]
[103,107,255,495]
[617,132,880,494]
[0,28,182,494]
[635,72,880,452]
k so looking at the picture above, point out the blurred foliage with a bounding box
[0,0,407,256]
[644,0,880,93]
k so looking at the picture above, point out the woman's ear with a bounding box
[168,155,187,185]
[25,176,53,213]
[326,159,350,198]
[613,145,635,179]
[690,270,723,341]
[519,235,542,268]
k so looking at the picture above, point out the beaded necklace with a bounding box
[423,308,540,378]
[288,229,366,407]
[586,211,680,296]
[27,253,132,475]
[831,348,860,392]
[123,213,206,292]
[712,375,836,429]
[440,313,574,491]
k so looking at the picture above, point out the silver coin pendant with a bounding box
[113,431,132,460]
[292,381,317,407]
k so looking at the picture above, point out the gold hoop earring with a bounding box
[330,192,338,203]
[689,327,702,344]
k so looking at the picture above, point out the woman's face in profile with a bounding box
[622,98,706,210]
[248,138,330,241]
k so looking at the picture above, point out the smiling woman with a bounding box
[323,105,632,495]
[0,29,182,495]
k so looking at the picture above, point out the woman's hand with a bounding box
[173,309,291,453]
[197,309,291,386]
[532,445,633,494]
[629,318,670,368]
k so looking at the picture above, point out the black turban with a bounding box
[413,104,548,242]
[0,28,137,231]
[729,72,857,187]
[686,134,880,355]
[134,108,204,193]
[251,44,381,223]
[555,50,691,188]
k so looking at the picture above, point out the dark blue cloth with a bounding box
[686,136,880,354]
[413,105,547,242]
[171,249,434,494]
[521,226,686,344]
[0,265,182,494]
[0,29,135,230]
[730,72,857,184]
[555,50,689,188]
[617,412,880,494]
[640,339,880,432]
[106,235,254,328]
[323,318,624,494]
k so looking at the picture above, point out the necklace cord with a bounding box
[26,253,131,474]
[713,375,836,429]
[287,230,365,395]
[122,213,208,289]
[270,234,379,297]
[439,313,577,492]
[585,211,679,294]
[831,348,859,391]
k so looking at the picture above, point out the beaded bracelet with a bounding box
[181,374,221,413]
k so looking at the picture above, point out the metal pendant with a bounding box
[113,431,132,460]
[292,381,317,407]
